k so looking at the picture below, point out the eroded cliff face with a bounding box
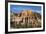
[10,10,41,28]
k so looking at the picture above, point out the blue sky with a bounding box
[10,5,41,14]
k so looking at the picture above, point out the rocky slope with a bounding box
[10,10,41,28]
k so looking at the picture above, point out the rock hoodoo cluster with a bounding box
[10,10,41,28]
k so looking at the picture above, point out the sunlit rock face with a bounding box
[10,10,41,28]
[21,10,33,17]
